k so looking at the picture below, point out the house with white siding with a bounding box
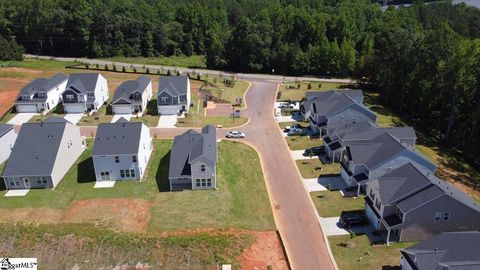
[111,76,152,115]
[62,73,109,113]
[0,124,17,164]
[92,118,152,181]
[15,73,67,113]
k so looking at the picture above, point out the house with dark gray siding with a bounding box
[365,163,480,243]
[111,76,152,115]
[400,231,480,270]
[157,76,190,115]
[15,73,67,113]
[306,91,376,135]
[340,132,435,194]
[168,125,217,191]
[324,122,417,162]
[1,118,85,189]
[0,124,17,164]
[300,89,364,121]
[62,73,109,113]
[92,118,152,181]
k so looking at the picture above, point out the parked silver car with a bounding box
[226,131,246,138]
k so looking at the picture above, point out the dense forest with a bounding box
[1,0,480,158]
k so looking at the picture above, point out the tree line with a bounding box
[1,0,480,158]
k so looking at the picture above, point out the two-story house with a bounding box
[324,122,417,162]
[300,89,364,121]
[1,117,85,189]
[365,163,480,243]
[307,91,376,135]
[340,132,435,194]
[0,124,17,164]
[92,118,152,181]
[157,76,190,115]
[15,73,67,113]
[62,73,109,113]
[400,231,480,270]
[168,125,217,191]
[111,76,152,115]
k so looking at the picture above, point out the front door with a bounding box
[23,178,30,188]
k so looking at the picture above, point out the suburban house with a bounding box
[92,118,152,181]
[365,163,480,243]
[306,91,376,135]
[324,122,417,162]
[340,132,435,194]
[111,76,152,115]
[157,76,191,115]
[62,73,109,113]
[300,89,364,121]
[1,118,85,189]
[168,125,217,191]
[0,124,17,164]
[400,231,480,270]
[15,73,67,113]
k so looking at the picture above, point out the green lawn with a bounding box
[295,159,339,179]
[286,136,322,150]
[278,121,310,130]
[0,140,275,232]
[0,223,253,269]
[310,191,364,217]
[176,93,248,128]
[203,80,250,108]
[277,81,343,102]
[79,101,114,126]
[4,58,76,70]
[364,92,405,128]
[102,55,206,69]
[329,234,414,270]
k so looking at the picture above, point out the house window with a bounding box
[134,93,141,101]
[9,178,21,187]
[36,176,48,184]
[120,170,125,178]
[100,172,110,180]
[179,94,186,101]
[38,92,45,97]
[434,212,442,221]
[375,198,381,210]
[65,94,74,102]
[87,93,94,98]
[201,179,206,187]
[160,97,169,104]
[132,155,137,163]
[130,169,136,178]
[114,156,120,163]
[200,165,205,172]
[196,179,201,187]
[125,170,131,178]
[207,179,212,187]
[442,212,450,221]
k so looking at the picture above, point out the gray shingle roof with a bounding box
[311,92,375,120]
[401,231,480,270]
[397,184,445,213]
[0,124,13,137]
[342,126,417,141]
[158,76,188,97]
[17,73,67,102]
[112,76,151,104]
[66,73,101,94]
[92,119,143,156]
[368,163,433,205]
[2,117,69,177]
[169,125,217,179]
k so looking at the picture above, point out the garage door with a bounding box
[16,104,38,113]
[158,105,179,115]
[113,105,133,114]
[64,104,85,113]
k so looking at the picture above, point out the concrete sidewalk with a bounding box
[7,113,38,125]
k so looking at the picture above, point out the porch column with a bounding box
[386,229,391,246]
[357,184,361,196]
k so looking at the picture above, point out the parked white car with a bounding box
[226,131,246,138]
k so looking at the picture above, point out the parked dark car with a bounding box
[339,212,369,228]
[303,146,325,156]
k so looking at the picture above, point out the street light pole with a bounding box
[232,106,235,123]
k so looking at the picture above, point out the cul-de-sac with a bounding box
[1,1,480,269]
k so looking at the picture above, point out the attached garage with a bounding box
[16,104,39,113]
[158,105,180,115]
[63,104,86,113]
[113,105,133,114]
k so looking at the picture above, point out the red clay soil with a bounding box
[238,231,289,270]
[0,89,18,116]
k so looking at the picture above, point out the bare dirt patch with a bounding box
[238,231,289,270]
[61,198,151,233]
[0,89,18,116]
[0,208,63,224]
[1,67,43,74]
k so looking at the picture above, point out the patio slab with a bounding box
[4,189,30,197]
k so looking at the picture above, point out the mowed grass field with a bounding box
[277,81,344,101]
[0,140,275,232]
[102,55,206,68]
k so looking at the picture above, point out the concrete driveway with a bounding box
[7,113,38,125]
[290,150,312,160]
[304,176,346,192]
[275,111,303,123]
[319,216,378,238]
[111,114,132,123]
[64,114,85,125]
[157,115,177,128]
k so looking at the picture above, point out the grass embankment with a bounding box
[203,80,250,108]
[295,159,339,179]
[102,55,206,69]
[277,81,343,101]
[0,223,253,269]
[310,191,364,217]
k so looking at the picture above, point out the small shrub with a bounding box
[176,71,180,76]
[95,63,99,69]
[307,83,312,89]
[197,74,201,80]
[133,67,137,73]
[157,69,160,75]
[277,91,282,100]
[122,66,126,73]
[318,83,322,88]
[166,70,171,76]
[297,83,301,88]
[146,68,150,74]
[104,64,109,71]
[112,65,117,72]
[85,63,90,69]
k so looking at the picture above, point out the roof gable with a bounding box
[92,121,145,156]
